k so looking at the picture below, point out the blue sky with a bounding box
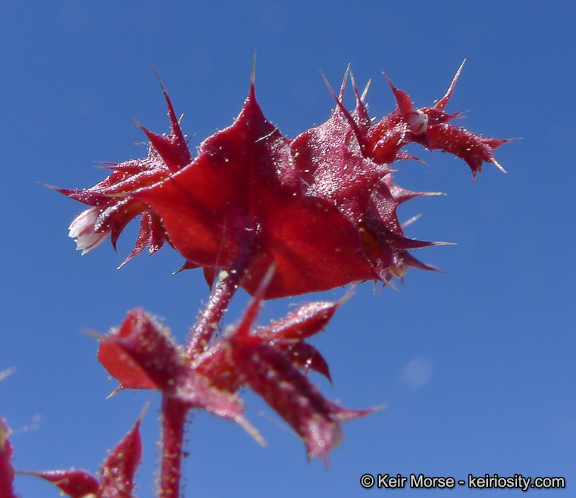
[1,2,574,496]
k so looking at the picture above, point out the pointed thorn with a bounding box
[381,70,402,97]
[371,404,388,414]
[250,50,257,92]
[339,64,351,100]
[381,70,413,114]
[238,416,267,447]
[320,70,369,151]
[381,70,392,86]
[319,70,337,101]
[106,385,125,399]
[95,162,120,170]
[435,59,466,111]
[153,68,182,130]
[153,66,168,95]
[338,286,357,306]
[132,117,145,131]
[138,400,151,420]
[361,79,372,102]
[349,70,357,93]
[37,181,63,192]
[81,328,107,341]
[383,279,400,292]
[401,213,422,228]
[492,158,507,174]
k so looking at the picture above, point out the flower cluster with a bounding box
[55,62,508,298]
[2,63,509,497]
[97,274,375,464]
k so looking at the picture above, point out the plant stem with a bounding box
[158,397,188,497]
[186,248,255,357]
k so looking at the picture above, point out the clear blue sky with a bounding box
[2,2,574,496]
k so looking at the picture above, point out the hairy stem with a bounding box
[158,397,188,497]
[186,247,255,357]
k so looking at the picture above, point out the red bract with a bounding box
[371,62,509,178]
[25,410,143,497]
[55,63,509,298]
[47,80,190,265]
[213,290,377,463]
[97,285,374,464]
[98,309,257,434]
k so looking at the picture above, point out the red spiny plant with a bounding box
[4,61,510,496]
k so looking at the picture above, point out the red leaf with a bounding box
[199,283,374,463]
[99,311,263,442]
[277,341,333,383]
[99,412,143,497]
[425,124,509,178]
[48,86,189,260]
[262,301,340,340]
[27,412,144,498]
[98,309,187,392]
[58,64,510,296]
[231,341,372,464]
[135,85,378,298]
[26,469,100,498]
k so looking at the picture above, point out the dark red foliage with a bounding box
[26,470,99,498]
[221,294,376,462]
[99,413,142,497]
[97,309,254,432]
[35,62,511,495]
[97,282,375,463]
[46,80,189,265]
[26,411,143,497]
[55,63,509,298]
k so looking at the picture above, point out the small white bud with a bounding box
[68,207,109,255]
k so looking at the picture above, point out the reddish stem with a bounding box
[186,247,255,357]
[158,397,188,497]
